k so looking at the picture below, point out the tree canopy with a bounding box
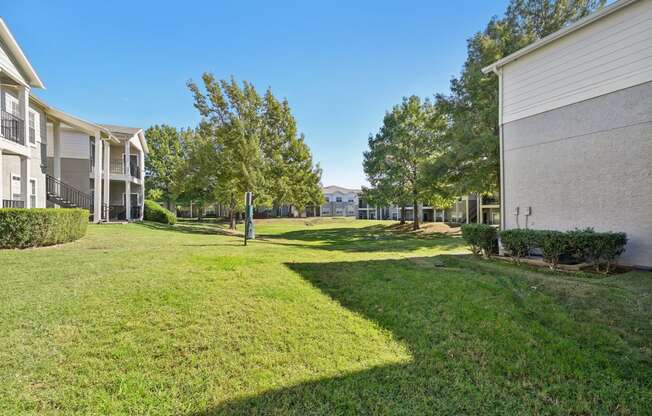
[186,74,323,228]
[363,0,606,225]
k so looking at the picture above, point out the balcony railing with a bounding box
[129,163,141,178]
[1,110,24,145]
[110,159,125,174]
[108,159,141,178]
[130,205,142,219]
[2,199,25,208]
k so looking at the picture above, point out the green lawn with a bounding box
[1,218,651,415]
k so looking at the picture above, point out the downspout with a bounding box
[493,66,506,232]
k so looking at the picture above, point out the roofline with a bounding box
[0,18,45,89]
[31,95,118,142]
[137,130,149,154]
[482,0,639,75]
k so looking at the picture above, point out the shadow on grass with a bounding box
[259,224,464,253]
[189,256,651,415]
[139,221,240,237]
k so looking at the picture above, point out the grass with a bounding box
[0,217,650,415]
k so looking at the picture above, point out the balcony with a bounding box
[2,199,25,208]
[109,159,141,179]
[1,110,24,145]
[110,159,125,174]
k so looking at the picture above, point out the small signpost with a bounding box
[244,192,255,246]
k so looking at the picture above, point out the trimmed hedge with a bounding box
[144,200,177,225]
[533,230,569,270]
[461,224,497,258]
[500,229,535,264]
[500,228,627,273]
[0,208,88,249]
[566,228,628,273]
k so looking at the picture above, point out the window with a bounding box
[324,196,330,202]
[336,196,342,202]
[30,179,36,208]
[28,111,36,144]
[11,175,21,201]
[348,199,354,203]
[5,94,19,116]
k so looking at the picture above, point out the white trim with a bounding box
[482,0,640,74]
[29,177,37,208]
[10,171,20,200]
[0,18,45,89]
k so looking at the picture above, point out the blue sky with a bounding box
[4,0,508,188]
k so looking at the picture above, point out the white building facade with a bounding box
[0,18,148,222]
[484,0,652,267]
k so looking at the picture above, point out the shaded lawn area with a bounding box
[0,218,650,415]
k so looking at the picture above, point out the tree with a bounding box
[187,74,322,228]
[363,96,445,230]
[144,125,187,211]
[432,0,605,195]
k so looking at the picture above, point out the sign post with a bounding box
[244,192,255,246]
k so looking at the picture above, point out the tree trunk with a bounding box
[229,209,236,230]
[400,205,406,225]
[412,198,420,230]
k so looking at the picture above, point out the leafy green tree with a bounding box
[363,96,445,230]
[144,125,187,211]
[433,0,605,195]
[187,74,322,228]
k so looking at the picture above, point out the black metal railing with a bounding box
[130,163,141,178]
[108,205,126,221]
[130,205,142,219]
[2,199,25,208]
[481,194,500,205]
[46,174,92,210]
[1,110,24,145]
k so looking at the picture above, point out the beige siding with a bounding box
[502,0,652,123]
[47,126,91,160]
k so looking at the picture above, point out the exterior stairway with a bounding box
[45,174,103,221]
[46,174,91,209]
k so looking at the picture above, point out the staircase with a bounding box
[46,175,91,209]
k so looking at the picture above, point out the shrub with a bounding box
[144,199,177,225]
[567,229,627,273]
[0,208,88,249]
[499,229,536,263]
[461,224,497,258]
[532,230,570,270]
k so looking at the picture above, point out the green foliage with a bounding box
[0,208,88,249]
[431,0,605,195]
[363,96,446,229]
[567,229,627,273]
[186,74,322,228]
[144,125,188,210]
[500,229,536,263]
[502,228,628,272]
[532,230,569,270]
[144,200,177,225]
[461,224,497,258]
[147,188,164,201]
[2,220,650,413]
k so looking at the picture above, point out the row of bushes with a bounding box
[461,224,627,273]
[144,200,177,224]
[0,208,89,249]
